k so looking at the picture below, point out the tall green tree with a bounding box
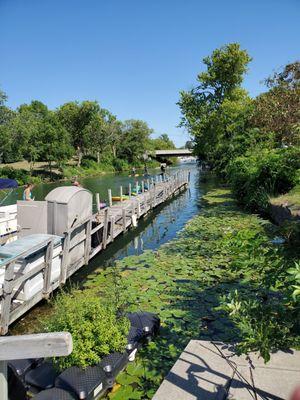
[0,88,16,163]
[251,62,300,146]
[118,120,153,164]
[57,101,102,166]
[178,43,252,170]
[150,134,176,150]
[38,112,73,174]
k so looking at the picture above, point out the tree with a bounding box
[38,112,73,174]
[184,140,194,150]
[57,101,101,166]
[178,43,252,170]
[251,62,300,146]
[118,120,153,164]
[0,88,17,163]
[150,134,176,151]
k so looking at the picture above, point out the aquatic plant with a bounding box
[41,289,130,370]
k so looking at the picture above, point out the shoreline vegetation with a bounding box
[0,157,164,187]
[0,89,179,186]
[34,186,299,399]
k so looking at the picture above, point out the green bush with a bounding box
[41,289,130,370]
[0,166,42,185]
[112,158,130,172]
[227,147,300,211]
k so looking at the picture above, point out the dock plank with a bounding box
[153,340,300,400]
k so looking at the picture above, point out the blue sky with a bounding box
[0,0,299,147]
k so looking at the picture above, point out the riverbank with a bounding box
[35,185,299,399]
[0,158,162,186]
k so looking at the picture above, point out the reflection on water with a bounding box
[84,164,202,273]
[11,164,208,333]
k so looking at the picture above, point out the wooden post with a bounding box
[108,189,112,207]
[122,208,126,233]
[129,183,132,199]
[84,218,92,264]
[141,180,145,193]
[120,186,123,202]
[96,193,101,212]
[147,179,150,191]
[102,208,109,249]
[43,239,54,298]
[137,199,141,218]
[110,216,115,242]
[135,181,139,195]
[60,232,70,284]
[0,332,73,400]
[0,262,15,335]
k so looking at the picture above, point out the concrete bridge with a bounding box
[146,149,193,159]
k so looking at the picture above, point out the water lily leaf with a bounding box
[116,371,140,385]
[126,362,144,377]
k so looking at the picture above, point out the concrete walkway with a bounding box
[153,340,300,400]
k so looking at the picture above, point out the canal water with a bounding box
[11,163,211,332]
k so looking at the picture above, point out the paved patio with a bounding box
[153,340,300,400]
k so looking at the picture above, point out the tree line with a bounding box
[0,94,175,176]
[178,43,300,211]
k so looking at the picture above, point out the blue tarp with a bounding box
[0,178,18,190]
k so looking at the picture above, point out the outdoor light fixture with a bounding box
[143,326,152,342]
[79,391,86,400]
[126,343,134,353]
[103,364,114,387]
[143,326,150,334]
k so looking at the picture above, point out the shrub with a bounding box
[0,166,42,185]
[112,158,130,171]
[227,147,300,211]
[41,289,130,370]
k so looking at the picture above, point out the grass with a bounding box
[270,184,300,216]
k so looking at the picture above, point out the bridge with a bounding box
[146,149,193,159]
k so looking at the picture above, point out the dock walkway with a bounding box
[0,171,189,334]
[153,340,300,400]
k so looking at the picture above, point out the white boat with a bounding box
[0,179,19,245]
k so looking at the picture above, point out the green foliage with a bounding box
[41,289,130,370]
[179,44,300,211]
[219,290,298,363]
[227,147,300,211]
[117,119,153,165]
[288,262,300,301]
[82,188,299,398]
[0,166,41,185]
[178,43,252,169]
[0,89,175,181]
[149,134,176,151]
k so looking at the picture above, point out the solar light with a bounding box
[126,343,134,353]
[143,326,152,342]
[143,326,150,334]
[79,391,86,399]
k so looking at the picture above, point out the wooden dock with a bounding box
[0,171,189,334]
[153,340,300,400]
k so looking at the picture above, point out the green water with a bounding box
[11,163,207,333]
